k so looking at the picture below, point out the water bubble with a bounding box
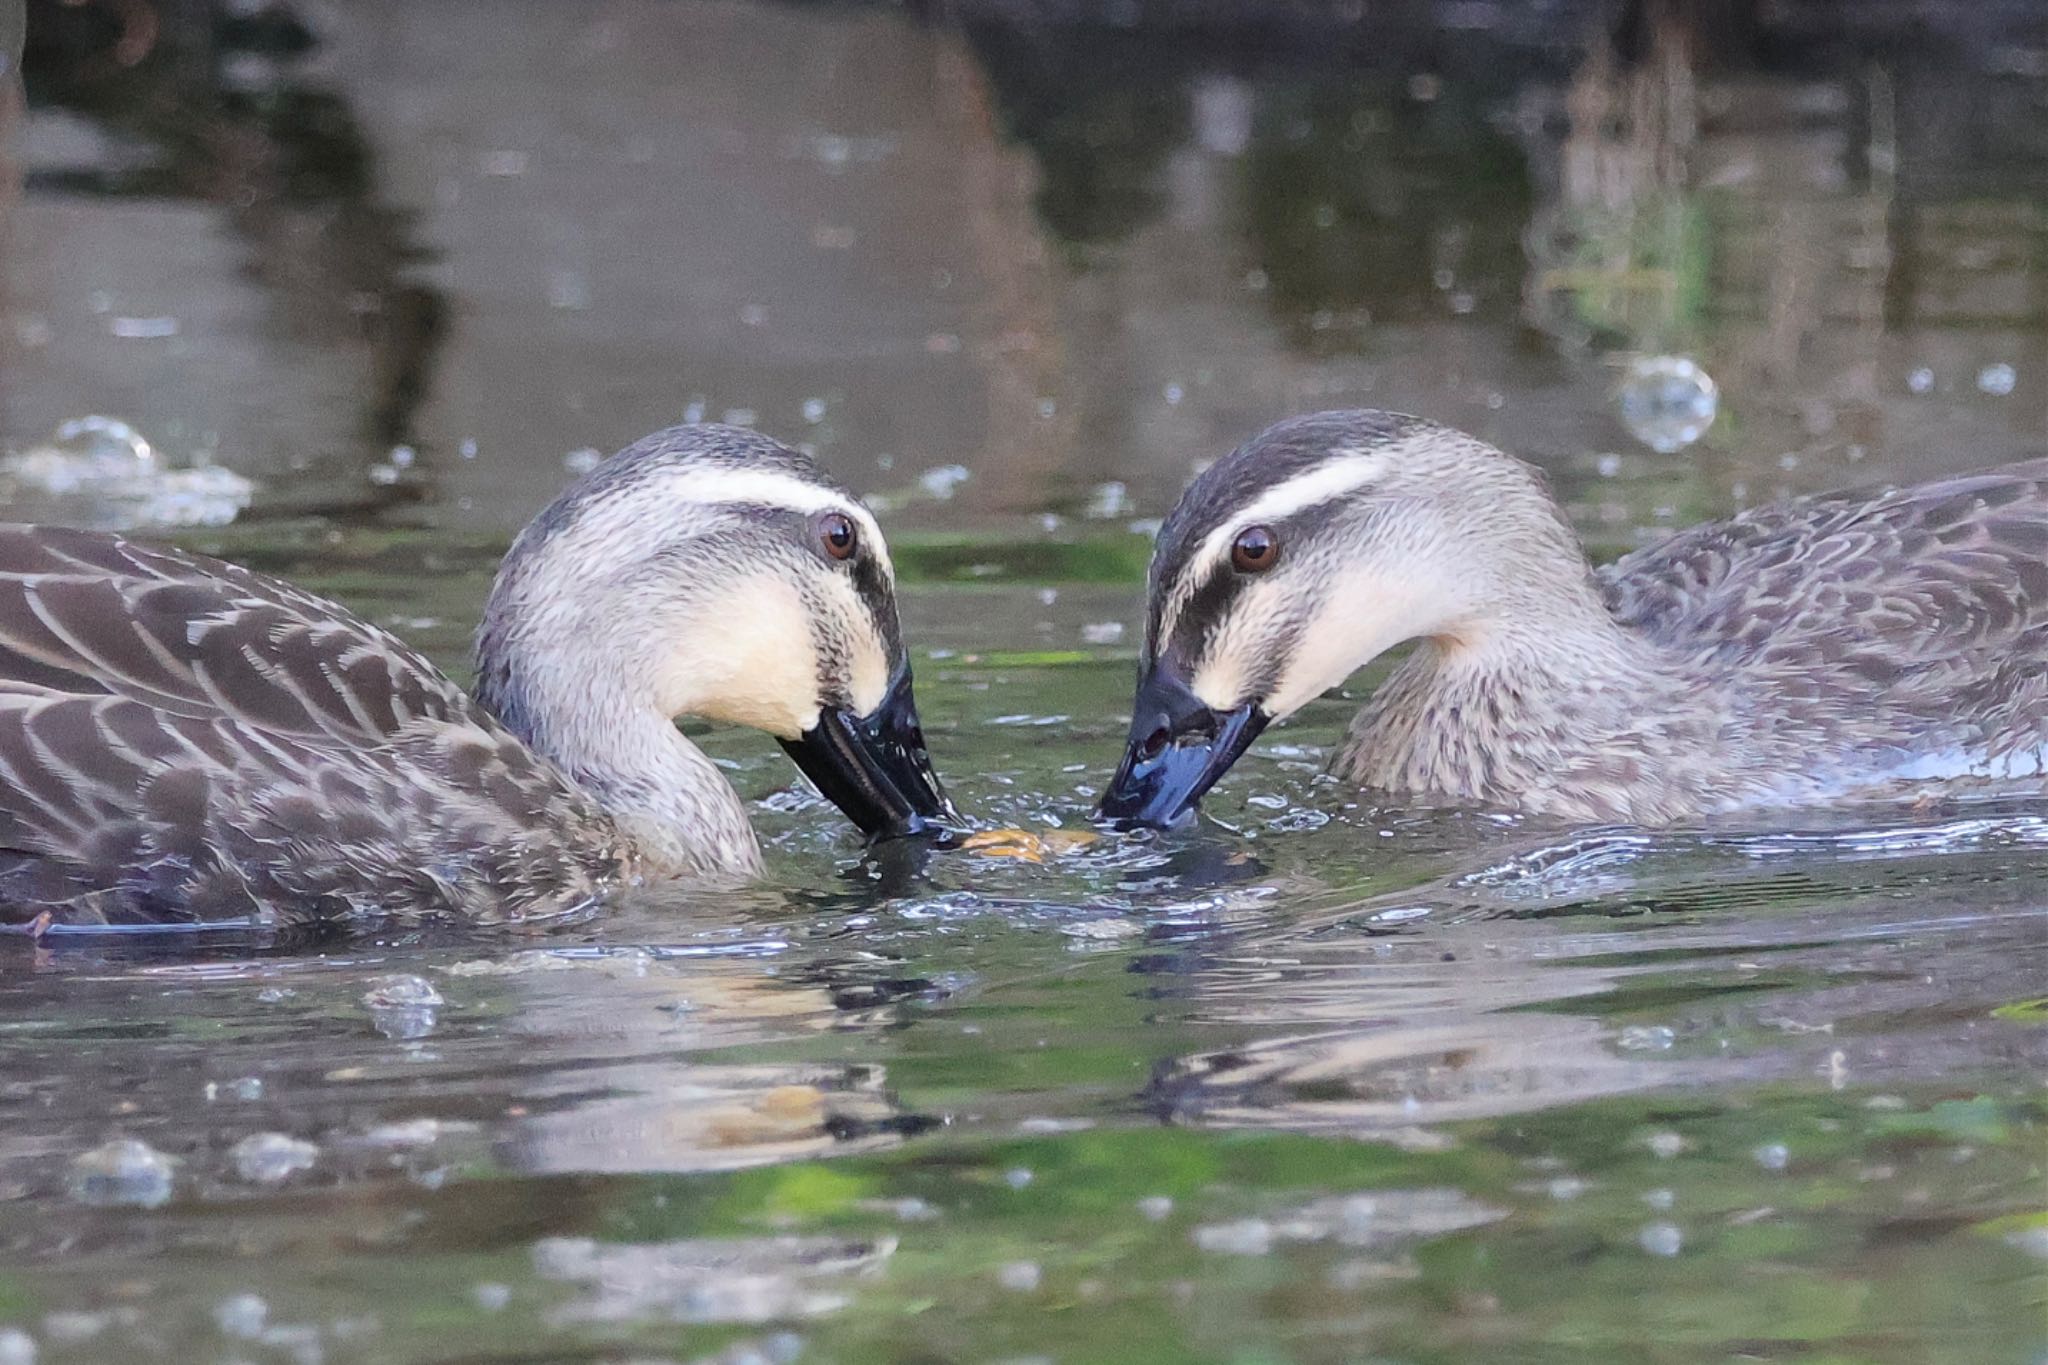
[1163,382,1185,406]
[232,1133,319,1185]
[918,465,970,500]
[362,976,443,1010]
[471,1283,512,1312]
[0,1328,35,1365]
[1977,363,2017,396]
[1638,1222,1683,1257]
[1137,1196,1174,1221]
[1619,356,1719,454]
[1753,1142,1790,1172]
[1907,366,1935,394]
[215,1293,267,1339]
[1618,1025,1676,1051]
[1004,1167,1034,1190]
[996,1261,1042,1292]
[801,398,827,424]
[684,400,707,423]
[1083,481,1133,519]
[109,316,179,339]
[1194,1219,1274,1256]
[205,1076,264,1102]
[1547,1177,1588,1201]
[1645,1131,1686,1159]
[68,1138,174,1208]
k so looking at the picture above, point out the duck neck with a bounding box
[1354,577,1690,810]
[474,636,762,882]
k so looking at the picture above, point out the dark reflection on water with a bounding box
[1,2,2046,1361]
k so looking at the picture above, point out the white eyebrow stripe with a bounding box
[661,467,894,578]
[1157,446,1392,644]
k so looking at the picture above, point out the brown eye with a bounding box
[818,512,858,561]
[1231,525,1279,573]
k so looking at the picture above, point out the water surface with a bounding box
[1,2,2044,1361]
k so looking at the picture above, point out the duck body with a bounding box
[1101,411,2048,828]
[1341,459,2048,822]
[0,524,629,926]
[0,425,952,928]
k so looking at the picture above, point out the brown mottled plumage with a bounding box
[1101,411,2048,828]
[0,425,950,929]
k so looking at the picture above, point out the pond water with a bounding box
[1,2,2045,1362]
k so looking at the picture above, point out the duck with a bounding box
[1098,409,2048,828]
[0,424,957,929]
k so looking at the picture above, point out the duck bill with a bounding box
[780,667,959,841]
[1096,663,1269,829]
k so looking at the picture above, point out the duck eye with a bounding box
[817,512,858,561]
[1231,525,1279,573]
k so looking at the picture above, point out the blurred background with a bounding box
[3,0,2043,546]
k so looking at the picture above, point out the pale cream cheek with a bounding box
[1201,570,1457,720]
[655,575,822,739]
[827,581,892,717]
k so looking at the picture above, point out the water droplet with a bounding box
[801,398,827,424]
[68,1138,174,1208]
[232,1133,319,1185]
[1547,1177,1587,1201]
[1753,1142,1790,1172]
[1618,1025,1676,1051]
[1977,363,2017,396]
[214,1293,268,1339]
[0,1328,36,1365]
[471,1283,512,1312]
[1137,1196,1174,1221]
[1163,382,1185,405]
[1641,1188,1675,1210]
[721,408,758,428]
[1004,1167,1034,1190]
[1638,1222,1683,1257]
[738,303,768,327]
[1619,356,1719,453]
[1081,621,1124,645]
[1907,366,1935,394]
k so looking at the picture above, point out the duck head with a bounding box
[1098,410,1585,827]
[478,425,958,844]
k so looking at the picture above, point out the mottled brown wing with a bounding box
[0,525,613,925]
[1597,461,2048,763]
[0,524,476,738]
[1600,461,2048,666]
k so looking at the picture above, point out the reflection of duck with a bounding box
[0,426,954,927]
[1101,410,2048,826]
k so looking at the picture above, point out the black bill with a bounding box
[1095,662,1269,828]
[780,666,960,841]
